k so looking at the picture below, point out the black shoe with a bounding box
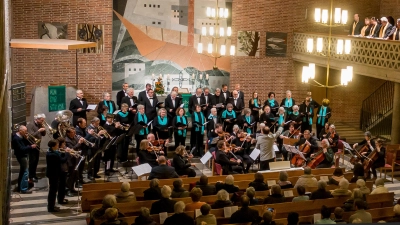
[48,207,60,212]
[20,190,32,194]
[66,190,75,197]
[58,199,69,205]
[94,174,101,178]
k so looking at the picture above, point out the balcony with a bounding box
[292,32,400,83]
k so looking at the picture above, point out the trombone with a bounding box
[26,133,42,151]
[42,120,57,138]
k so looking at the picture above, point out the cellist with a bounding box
[308,139,334,168]
[352,131,375,163]
[368,139,385,179]
[294,130,318,159]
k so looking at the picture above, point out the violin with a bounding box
[350,144,369,165]
[151,139,165,146]
[147,146,162,152]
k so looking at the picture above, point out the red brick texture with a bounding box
[11,0,113,112]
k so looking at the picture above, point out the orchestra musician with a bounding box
[318,122,330,141]
[69,89,88,126]
[288,105,302,129]
[191,104,206,157]
[211,88,226,116]
[189,88,206,115]
[147,133,168,151]
[86,117,106,180]
[65,128,85,188]
[352,131,375,162]
[12,125,36,194]
[294,130,318,159]
[116,82,129,109]
[368,139,385,179]
[233,131,255,173]
[46,139,68,212]
[133,104,150,152]
[299,98,314,133]
[202,87,212,116]
[227,90,244,115]
[264,92,279,115]
[242,108,256,134]
[57,137,79,197]
[259,105,275,128]
[103,114,119,175]
[137,139,159,167]
[231,125,240,140]
[172,107,188,148]
[281,90,295,116]
[326,124,340,153]
[173,145,196,177]
[279,123,300,161]
[309,139,334,168]
[114,103,134,163]
[26,113,47,183]
[249,92,261,124]
[121,88,138,116]
[74,118,93,184]
[221,103,236,133]
[215,140,243,174]
[208,123,223,150]
[256,123,284,170]
[97,92,116,122]
[316,99,332,138]
[165,91,182,125]
[221,84,230,103]
[138,83,152,104]
[153,108,170,141]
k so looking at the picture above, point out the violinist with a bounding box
[294,130,318,159]
[281,90,295,116]
[153,108,170,141]
[288,105,302,129]
[133,104,149,153]
[279,123,300,160]
[309,139,334,168]
[215,140,243,174]
[234,131,254,173]
[353,131,375,162]
[316,99,332,138]
[115,103,134,162]
[172,145,196,177]
[242,108,256,134]
[208,123,223,150]
[221,103,237,133]
[318,122,330,140]
[326,124,339,153]
[137,139,159,167]
[249,92,261,124]
[299,97,314,133]
[368,139,385,179]
[103,114,119,175]
[147,133,169,152]
[263,92,279,115]
[191,104,206,157]
[259,105,275,128]
[172,107,188,148]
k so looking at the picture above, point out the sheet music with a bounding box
[203,120,210,126]
[113,110,120,115]
[320,176,329,182]
[273,144,279,152]
[159,212,168,224]
[283,144,306,160]
[284,190,294,197]
[200,151,212,164]
[147,120,153,126]
[87,104,97,110]
[132,163,152,177]
[195,209,201,218]
[249,148,261,160]
[180,103,184,108]
[223,207,232,218]
[267,180,276,186]
[216,103,222,108]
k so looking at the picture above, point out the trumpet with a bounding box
[113,119,129,131]
[42,120,57,135]
[76,135,95,147]
[98,126,110,138]
[58,148,82,158]
[26,133,41,151]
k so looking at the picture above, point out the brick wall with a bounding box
[230,0,383,123]
[11,0,113,113]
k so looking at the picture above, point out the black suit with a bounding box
[164,96,182,122]
[148,164,179,180]
[229,206,261,224]
[230,90,245,103]
[369,24,381,37]
[207,115,220,132]
[349,21,364,35]
[215,149,243,174]
[188,94,206,115]
[69,98,88,126]
[226,97,244,115]
[121,96,138,109]
[138,90,148,104]
[116,90,127,109]
[211,94,226,116]
[379,23,394,38]
[202,93,213,116]
[150,198,177,215]
[143,97,159,123]
[46,149,68,210]
[221,90,230,103]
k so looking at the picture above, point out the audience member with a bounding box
[215,175,239,193]
[259,210,276,225]
[350,163,365,183]
[329,168,344,185]
[315,205,336,224]
[331,178,352,197]
[150,185,177,214]
[89,195,125,225]
[185,187,206,211]
[115,182,136,203]
[229,195,262,224]
[370,178,389,194]
[163,201,194,225]
[246,187,261,205]
[171,179,190,198]
[211,189,233,209]
[195,204,217,225]
[287,212,299,225]
[277,171,293,189]
[195,175,216,196]
[294,167,317,189]
[249,173,269,191]
[386,204,400,223]
[348,200,372,223]
[133,207,157,225]
[310,180,333,200]
[352,218,362,223]
[143,179,162,200]
[334,207,346,224]
[356,179,370,197]
[263,184,285,204]
[343,188,365,212]
[100,208,128,225]
[148,156,179,180]
[292,185,309,202]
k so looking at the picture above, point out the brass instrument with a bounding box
[58,148,82,158]
[42,120,57,135]
[98,126,110,138]
[55,110,73,138]
[76,135,95,147]
[113,119,129,131]
[26,133,41,151]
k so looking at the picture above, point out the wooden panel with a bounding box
[10,39,97,50]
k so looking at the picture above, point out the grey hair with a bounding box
[149,178,159,188]
[259,123,265,128]
[225,175,234,185]
[91,117,100,123]
[246,187,256,198]
[18,125,27,131]
[364,131,372,138]
[278,107,285,114]
[161,185,172,198]
[137,104,144,110]
[76,89,83,94]
[339,178,349,189]
[158,108,167,115]
[233,125,239,130]
[356,179,366,187]
[102,194,117,208]
[215,88,221,92]
[243,108,251,115]
[102,92,110,98]
[271,184,281,195]
[217,189,229,201]
[375,178,385,186]
[34,113,46,120]
[211,108,217,113]
[286,90,292,94]
[170,91,177,97]
[318,180,327,190]
[330,124,336,129]
[322,139,330,147]
[174,201,186,213]
[292,105,299,110]
[304,167,312,175]
[127,88,134,93]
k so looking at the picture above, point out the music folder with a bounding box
[200,151,213,164]
[283,144,306,160]
[215,103,223,108]
[132,163,152,177]
[157,102,164,106]
[179,103,184,108]
[87,104,97,110]
[249,148,261,160]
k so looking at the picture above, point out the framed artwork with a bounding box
[266,32,287,57]
[236,31,261,57]
[38,22,68,39]
[76,24,104,53]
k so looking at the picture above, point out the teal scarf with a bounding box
[293,111,299,116]
[268,99,275,107]
[222,110,236,119]
[245,116,252,134]
[101,114,106,121]
[285,98,293,107]
[208,114,217,120]
[157,116,167,126]
[138,113,148,135]
[278,114,285,125]
[176,116,187,137]
[303,107,313,125]
[194,112,205,134]
[253,99,259,107]
[317,106,327,125]
[118,111,129,118]
[104,100,114,113]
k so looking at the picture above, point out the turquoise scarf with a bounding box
[194,112,205,134]
[285,98,293,107]
[303,107,313,125]
[254,99,259,107]
[245,116,252,134]
[208,114,217,120]
[118,111,129,118]
[104,100,114,113]
[268,99,275,107]
[176,116,187,137]
[222,110,236,119]
[278,114,284,125]
[293,111,299,116]
[317,106,327,125]
[157,116,167,126]
[138,113,148,135]
[101,114,105,121]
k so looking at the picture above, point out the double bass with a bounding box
[306,148,325,169]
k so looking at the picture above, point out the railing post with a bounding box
[391,82,400,144]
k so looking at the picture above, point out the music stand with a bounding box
[284,144,306,166]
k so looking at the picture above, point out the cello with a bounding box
[349,144,369,165]
[291,143,311,167]
[362,140,384,178]
[306,148,325,169]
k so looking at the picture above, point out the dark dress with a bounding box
[172,154,196,177]
[249,98,261,123]
[143,187,162,200]
[150,198,177,214]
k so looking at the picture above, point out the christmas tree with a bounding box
[154,77,165,95]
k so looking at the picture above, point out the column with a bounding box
[391,82,400,144]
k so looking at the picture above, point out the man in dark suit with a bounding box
[227,90,245,115]
[230,84,245,103]
[349,14,364,35]
[148,156,179,180]
[306,91,320,109]
[115,82,129,109]
[164,91,182,123]
[368,17,381,38]
[138,83,152,104]
[229,196,261,224]
[202,87,213,117]
[379,17,394,39]
[142,89,160,123]
[188,88,206,115]
[69,90,88,127]
[221,84,230,103]
[388,18,400,40]
[121,88,138,116]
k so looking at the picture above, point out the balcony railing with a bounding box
[293,32,400,76]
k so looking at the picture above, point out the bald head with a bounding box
[158,156,166,164]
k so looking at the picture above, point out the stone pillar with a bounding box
[391,82,400,144]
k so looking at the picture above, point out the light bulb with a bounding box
[220,45,226,56]
[211,8,216,18]
[224,8,229,18]
[227,27,232,36]
[341,68,348,86]
[347,66,353,82]
[307,38,313,53]
[345,40,351,54]
[207,43,213,54]
[206,7,211,17]
[341,10,348,24]
[309,63,315,79]
[197,43,203,53]
[220,27,224,37]
[315,8,321,22]
[230,45,235,56]
[219,8,224,18]
[302,66,309,83]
